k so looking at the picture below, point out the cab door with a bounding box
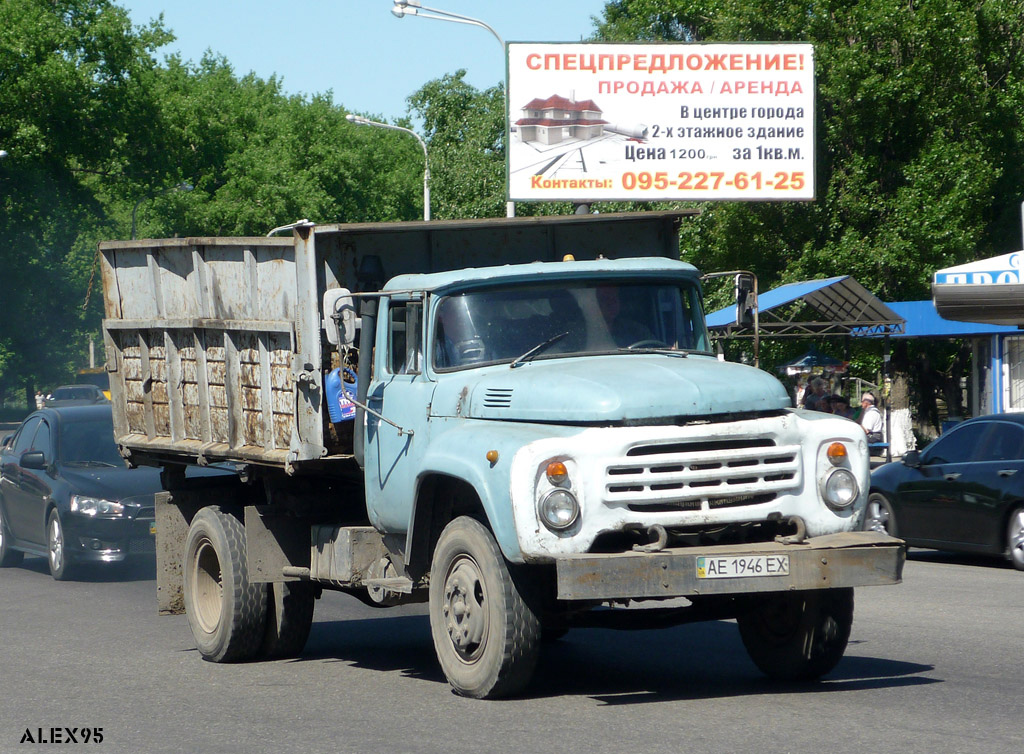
[363,295,434,534]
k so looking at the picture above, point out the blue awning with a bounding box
[707,276,904,337]
[856,300,1020,338]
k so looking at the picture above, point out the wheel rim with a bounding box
[866,497,890,533]
[49,516,63,573]
[441,555,489,663]
[191,538,224,634]
[1008,510,1024,569]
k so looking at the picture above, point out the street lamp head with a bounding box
[346,114,369,126]
[391,0,419,17]
[0,150,7,159]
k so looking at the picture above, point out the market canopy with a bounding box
[775,345,847,375]
[707,275,905,338]
[932,251,1024,326]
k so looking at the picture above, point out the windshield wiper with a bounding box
[510,331,570,368]
[64,460,120,468]
[616,346,689,358]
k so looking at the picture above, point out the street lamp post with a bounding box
[346,114,431,221]
[131,182,193,240]
[391,0,515,218]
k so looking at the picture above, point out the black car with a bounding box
[867,413,1024,571]
[0,405,224,579]
[45,384,108,407]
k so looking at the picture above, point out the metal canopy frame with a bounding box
[707,276,905,338]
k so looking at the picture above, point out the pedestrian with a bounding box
[34,390,45,410]
[860,392,884,443]
[831,395,854,419]
[802,377,827,411]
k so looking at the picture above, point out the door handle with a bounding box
[944,473,961,481]
[998,469,1018,478]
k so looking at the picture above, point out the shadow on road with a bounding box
[10,554,157,583]
[300,614,937,702]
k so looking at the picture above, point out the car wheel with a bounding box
[183,506,267,662]
[737,588,854,681]
[47,509,75,581]
[0,504,25,567]
[1006,507,1024,572]
[429,516,541,699]
[260,581,316,659]
[863,493,897,537]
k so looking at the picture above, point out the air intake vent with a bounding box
[483,388,514,408]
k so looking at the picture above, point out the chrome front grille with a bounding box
[605,436,801,509]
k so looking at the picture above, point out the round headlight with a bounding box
[822,468,858,510]
[538,489,579,531]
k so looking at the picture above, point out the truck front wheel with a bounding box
[184,507,267,663]
[429,516,541,699]
[737,587,854,681]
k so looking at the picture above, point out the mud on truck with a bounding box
[98,212,904,699]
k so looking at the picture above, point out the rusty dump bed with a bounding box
[98,213,693,470]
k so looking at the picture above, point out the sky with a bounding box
[117,0,611,122]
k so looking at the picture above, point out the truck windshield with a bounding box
[432,279,711,371]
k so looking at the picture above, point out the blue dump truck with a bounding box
[98,213,903,698]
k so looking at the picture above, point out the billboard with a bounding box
[507,42,815,202]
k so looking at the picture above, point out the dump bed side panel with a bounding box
[100,236,324,469]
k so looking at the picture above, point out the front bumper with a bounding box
[66,513,156,562]
[554,531,904,600]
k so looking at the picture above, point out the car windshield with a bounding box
[432,279,711,371]
[59,417,125,467]
[51,387,95,400]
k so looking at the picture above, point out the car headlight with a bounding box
[70,495,126,517]
[538,489,580,531]
[821,468,858,510]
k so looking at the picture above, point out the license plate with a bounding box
[696,554,789,579]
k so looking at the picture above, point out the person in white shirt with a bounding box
[860,392,884,443]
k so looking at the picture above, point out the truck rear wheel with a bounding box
[429,516,541,699]
[260,581,316,659]
[184,507,267,663]
[737,587,854,681]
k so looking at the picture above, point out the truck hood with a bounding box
[431,354,792,423]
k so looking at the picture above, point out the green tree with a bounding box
[595,0,1024,301]
[0,0,171,404]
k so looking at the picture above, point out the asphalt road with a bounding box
[0,551,1018,754]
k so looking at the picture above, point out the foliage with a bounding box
[595,0,1024,422]
[0,1,423,405]
[595,0,1024,302]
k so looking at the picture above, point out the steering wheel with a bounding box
[627,339,669,349]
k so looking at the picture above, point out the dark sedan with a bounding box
[867,413,1024,570]
[45,384,109,407]
[0,405,221,580]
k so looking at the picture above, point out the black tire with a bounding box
[737,587,854,681]
[260,581,316,659]
[47,509,75,581]
[863,492,897,537]
[429,516,541,699]
[0,504,24,567]
[1006,507,1024,572]
[183,506,267,663]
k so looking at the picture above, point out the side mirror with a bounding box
[735,273,756,327]
[20,451,47,470]
[322,288,358,347]
[902,449,921,468]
